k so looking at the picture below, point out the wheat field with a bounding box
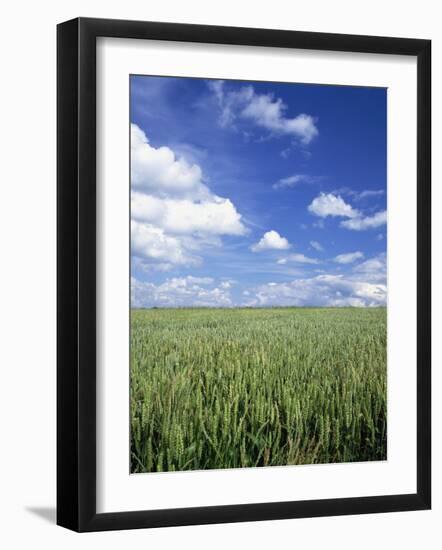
[130,307,387,473]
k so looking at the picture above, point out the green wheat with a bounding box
[130,307,387,473]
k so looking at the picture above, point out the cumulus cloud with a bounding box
[334,251,364,264]
[131,193,245,236]
[277,253,319,265]
[353,253,386,283]
[131,254,387,308]
[241,253,387,308]
[251,230,291,252]
[131,276,232,308]
[242,96,318,144]
[310,240,323,252]
[332,187,385,202]
[341,210,387,230]
[207,80,240,128]
[131,124,246,270]
[244,273,386,308]
[308,193,359,219]
[209,81,318,145]
[272,174,321,190]
[131,221,199,269]
[308,192,387,232]
[220,280,235,289]
[131,123,207,199]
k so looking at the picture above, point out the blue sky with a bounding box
[130,75,387,308]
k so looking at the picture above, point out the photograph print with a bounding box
[130,75,387,474]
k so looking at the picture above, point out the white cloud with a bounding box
[242,95,318,144]
[131,276,233,308]
[341,210,387,230]
[334,251,364,264]
[131,256,388,308]
[209,81,318,145]
[131,124,246,270]
[308,192,387,232]
[220,280,235,289]
[353,253,386,282]
[277,253,319,265]
[251,230,291,252]
[180,275,214,285]
[131,123,207,199]
[131,221,198,268]
[242,253,387,307]
[273,174,321,190]
[131,193,246,236]
[207,80,241,128]
[310,240,323,252]
[244,273,386,308]
[308,193,359,219]
[332,187,385,202]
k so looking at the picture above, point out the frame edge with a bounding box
[57,17,432,532]
[56,17,80,531]
[416,39,431,510]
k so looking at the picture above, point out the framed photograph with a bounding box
[57,17,431,532]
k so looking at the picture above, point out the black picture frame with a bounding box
[57,17,431,532]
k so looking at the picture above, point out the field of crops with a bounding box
[130,307,387,473]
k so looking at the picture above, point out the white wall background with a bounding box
[0,1,439,547]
